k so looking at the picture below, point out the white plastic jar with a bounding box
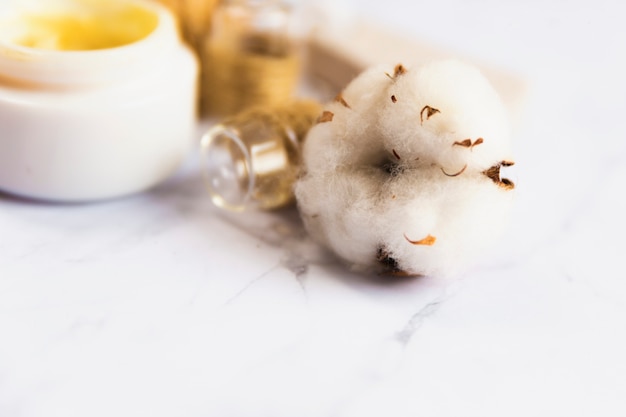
[0,0,198,201]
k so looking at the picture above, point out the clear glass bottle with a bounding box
[200,100,321,211]
[201,0,300,116]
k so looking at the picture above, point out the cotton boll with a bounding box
[301,64,396,174]
[295,166,388,269]
[378,166,514,277]
[296,65,396,267]
[296,60,516,277]
[379,60,513,173]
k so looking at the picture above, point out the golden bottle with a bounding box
[202,0,300,116]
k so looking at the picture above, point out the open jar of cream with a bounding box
[0,0,198,201]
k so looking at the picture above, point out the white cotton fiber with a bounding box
[295,60,516,277]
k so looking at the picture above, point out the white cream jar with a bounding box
[0,0,198,201]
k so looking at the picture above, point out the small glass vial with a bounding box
[201,100,321,211]
[202,0,300,116]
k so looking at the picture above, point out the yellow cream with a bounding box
[5,0,159,51]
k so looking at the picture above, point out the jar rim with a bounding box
[0,0,179,86]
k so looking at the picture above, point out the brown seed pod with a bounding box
[393,64,407,77]
[472,138,484,148]
[385,64,408,80]
[453,139,472,148]
[404,234,437,246]
[500,178,515,190]
[441,164,467,177]
[483,162,515,190]
[391,95,397,103]
[334,93,351,109]
[317,110,334,123]
[454,138,484,149]
[420,105,441,124]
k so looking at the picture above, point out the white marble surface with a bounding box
[1,1,626,416]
